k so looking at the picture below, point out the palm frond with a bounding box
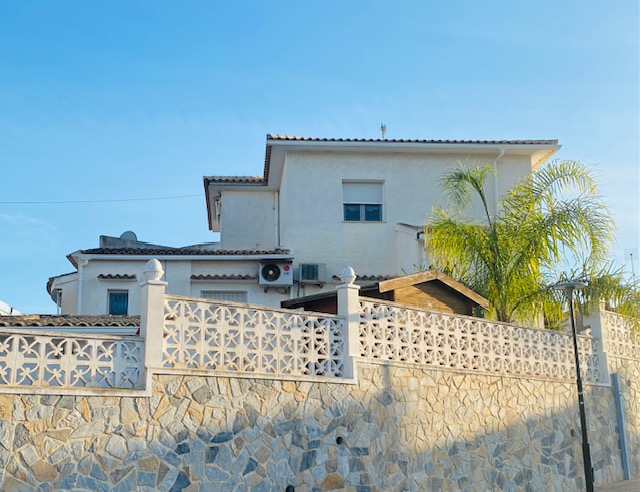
[426,160,621,326]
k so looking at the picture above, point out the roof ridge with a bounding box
[75,247,291,255]
[203,175,266,184]
[267,134,559,145]
[0,314,141,327]
[203,175,264,179]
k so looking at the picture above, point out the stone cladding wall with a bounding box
[609,357,640,478]
[0,360,637,491]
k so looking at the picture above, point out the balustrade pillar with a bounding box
[140,259,168,377]
[336,266,361,380]
[585,300,611,385]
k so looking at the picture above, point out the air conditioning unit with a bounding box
[259,261,293,287]
[298,263,326,285]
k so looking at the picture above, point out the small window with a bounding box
[343,182,383,222]
[108,291,128,315]
[201,291,248,303]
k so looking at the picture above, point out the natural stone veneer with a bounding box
[0,360,637,491]
[609,357,640,479]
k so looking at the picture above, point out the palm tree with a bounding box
[425,160,622,324]
[565,264,640,324]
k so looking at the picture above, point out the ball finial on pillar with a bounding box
[339,266,356,285]
[143,259,164,282]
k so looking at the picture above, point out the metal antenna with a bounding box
[380,123,387,140]
[624,248,638,276]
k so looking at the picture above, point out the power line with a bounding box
[0,194,203,205]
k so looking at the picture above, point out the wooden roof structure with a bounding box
[378,270,489,309]
[282,270,488,315]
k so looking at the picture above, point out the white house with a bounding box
[205,135,559,291]
[49,134,559,315]
[48,231,293,315]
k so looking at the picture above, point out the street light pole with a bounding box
[554,281,594,492]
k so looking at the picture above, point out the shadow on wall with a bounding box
[0,359,637,491]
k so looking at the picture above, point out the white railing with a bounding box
[358,298,603,383]
[602,310,640,360]
[0,329,144,392]
[162,296,348,380]
[577,332,602,382]
[3,261,628,396]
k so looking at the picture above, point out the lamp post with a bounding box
[553,280,593,492]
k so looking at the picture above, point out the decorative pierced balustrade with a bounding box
[576,332,602,382]
[358,298,603,383]
[1,260,625,397]
[162,296,348,380]
[602,310,640,360]
[0,329,144,393]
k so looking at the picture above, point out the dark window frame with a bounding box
[108,291,129,315]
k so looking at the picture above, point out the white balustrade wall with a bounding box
[0,329,144,394]
[0,260,637,396]
[601,309,640,360]
[162,295,348,380]
[358,298,604,383]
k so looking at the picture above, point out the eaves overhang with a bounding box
[203,134,561,231]
[203,177,270,232]
[266,136,559,150]
[67,250,294,268]
[264,135,561,188]
[46,271,78,297]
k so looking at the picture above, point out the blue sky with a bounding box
[0,1,638,313]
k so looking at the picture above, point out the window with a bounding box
[343,182,383,222]
[201,291,248,303]
[108,291,128,315]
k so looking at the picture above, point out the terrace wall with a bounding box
[0,262,637,491]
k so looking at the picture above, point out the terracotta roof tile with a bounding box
[191,274,258,281]
[203,176,266,184]
[332,274,398,282]
[397,223,423,231]
[263,143,272,181]
[97,274,137,280]
[75,248,290,256]
[67,248,291,268]
[267,134,559,145]
[0,315,140,328]
[358,275,398,282]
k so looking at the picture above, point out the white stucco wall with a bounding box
[219,191,277,250]
[162,261,191,298]
[190,282,290,307]
[190,260,291,306]
[277,150,534,282]
[78,260,147,315]
[59,278,78,315]
[190,261,258,277]
[59,258,293,315]
[49,273,78,315]
[396,226,425,275]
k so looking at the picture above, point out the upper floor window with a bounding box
[343,181,383,222]
[201,290,248,303]
[108,291,128,315]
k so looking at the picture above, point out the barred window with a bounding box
[201,291,248,303]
